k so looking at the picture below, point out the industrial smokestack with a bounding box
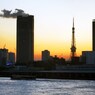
[0,9,29,18]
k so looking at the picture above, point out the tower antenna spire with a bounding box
[73,17,74,28]
[70,18,76,60]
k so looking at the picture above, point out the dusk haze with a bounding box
[0,1,95,95]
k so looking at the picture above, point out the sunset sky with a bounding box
[0,0,94,60]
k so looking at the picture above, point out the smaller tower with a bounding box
[70,18,76,59]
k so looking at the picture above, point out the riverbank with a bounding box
[0,71,95,80]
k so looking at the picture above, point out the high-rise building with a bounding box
[42,50,50,61]
[16,15,34,65]
[92,20,95,51]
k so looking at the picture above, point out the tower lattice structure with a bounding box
[70,18,76,58]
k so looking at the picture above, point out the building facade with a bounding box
[42,50,50,61]
[8,52,15,64]
[0,48,8,65]
[82,51,95,64]
[16,15,34,65]
[92,20,95,51]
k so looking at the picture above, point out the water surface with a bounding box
[0,77,95,95]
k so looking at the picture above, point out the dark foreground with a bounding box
[0,71,95,80]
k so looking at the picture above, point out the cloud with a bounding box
[0,9,29,18]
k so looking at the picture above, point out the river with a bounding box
[0,77,95,95]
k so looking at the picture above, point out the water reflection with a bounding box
[0,78,95,95]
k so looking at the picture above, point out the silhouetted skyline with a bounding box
[0,0,93,60]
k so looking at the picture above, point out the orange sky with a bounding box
[0,17,92,61]
[0,0,93,60]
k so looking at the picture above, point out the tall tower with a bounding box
[70,18,76,59]
[92,19,95,51]
[16,15,34,65]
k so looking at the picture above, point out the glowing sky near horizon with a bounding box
[0,0,94,60]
